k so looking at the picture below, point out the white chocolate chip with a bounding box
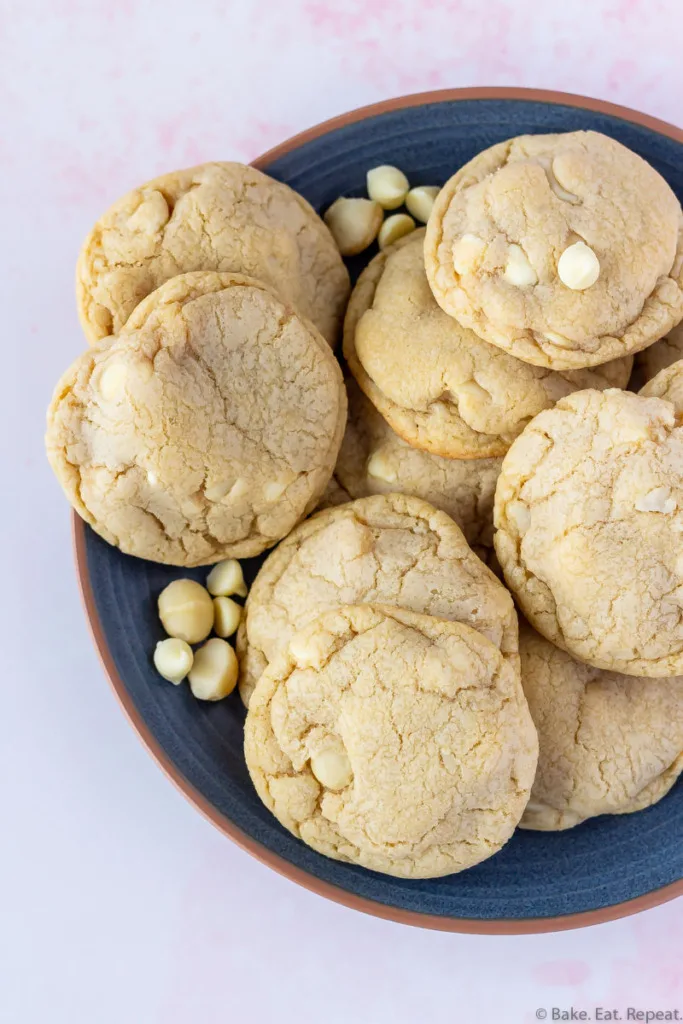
[324,197,383,256]
[378,213,416,250]
[635,487,677,514]
[311,749,353,791]
[147,470,159,486]
[289,633,326,670]
[543,331,575,349]
[228,477,249,500]
[188,638,238,701]
[549,158,580,203]
[557,241,600,290]
[127,190,170,233]
[456,379,492,405]
[158,579,214,644]
[205,479,232,502]
[264,478,288,502]
[213,596,242,638]
[99,361,128,401]
[405,185,440,223]
[153,638,194,685]
[506,500,531,534]
[366,450,398,484]
[452,233,486,274]
[503,244,538,287]
[366,165,410,210]
[206,559,247,598]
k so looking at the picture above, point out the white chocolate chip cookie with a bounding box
[237,493,518,706]
[47,272,346,565]
[244,604,538,878]
[637,320,683,383]
[425,131,683,370]
[344,230,631,458]
[336,377,502,551]
[495,388,683,676]
[519,623,683,831]
[76,162,350,347]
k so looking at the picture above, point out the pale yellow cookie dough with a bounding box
[336,377,502,550]
[519,623,683,831]
[495,388,683,676]
[244,604,538,878]
[425,131,683,370]
[237,493,518,706]
[638,321,683,384]
[344,229,632,458]
[47,272,346,565]
[77,162,350,347]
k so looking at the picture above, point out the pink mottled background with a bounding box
[2,1,682,1022]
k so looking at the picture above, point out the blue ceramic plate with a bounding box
[75,89,683,933]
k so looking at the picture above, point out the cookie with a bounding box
[47,272,346,566]
[316,476,351,511]
[638,321,683,384]
[344,230,632,457]
[495,388,683,676]
[425,131,683,370]
[76,162,350,347]
[519,623,683,831]
[237,493,518,706]
[640,357,683,412]
[336,377,502,550]
[244,604,538,878]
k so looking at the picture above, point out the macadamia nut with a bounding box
[366,165,410,209]
[188,638,239,700]
[153,638,194,684]
[405,185,440,223]
[213,596,242,638]
[206,559,247,598]
[378,213,415,250]
[158,579,214,644]
[324,197,383,256]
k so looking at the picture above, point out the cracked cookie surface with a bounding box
[244,604,538,878]
[519,622,683,831]
[425,131,683,370]
[345,229,631,456]
[237,493,518,706]
[494,388,683,676]
[47,271,346,566]
[76,161,350,347]
[336,377,502,551]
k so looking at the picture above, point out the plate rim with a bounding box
[72,86,683,934]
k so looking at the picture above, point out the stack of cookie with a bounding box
[45,130,683,880]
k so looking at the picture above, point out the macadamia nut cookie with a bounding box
[519,623,683,831]
[495,388,683,676]
[77,162,350,347]
[238,493,518,706]
[638,321,683,384]
[425,131,683,370]
[344,230,631,458]
[245,604,538,878]
[336,378,502,550]
[47,272,346,565]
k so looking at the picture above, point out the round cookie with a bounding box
[519,623,683,831]
[336,377,502,551]
[237,493,518,706]
[638,321,683,384]
[495,388,683,677]
[76,161,350,347]
[344,229,632,457]
[47,271,347,566]
[245,604,538,878]
[425,131,683,370]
